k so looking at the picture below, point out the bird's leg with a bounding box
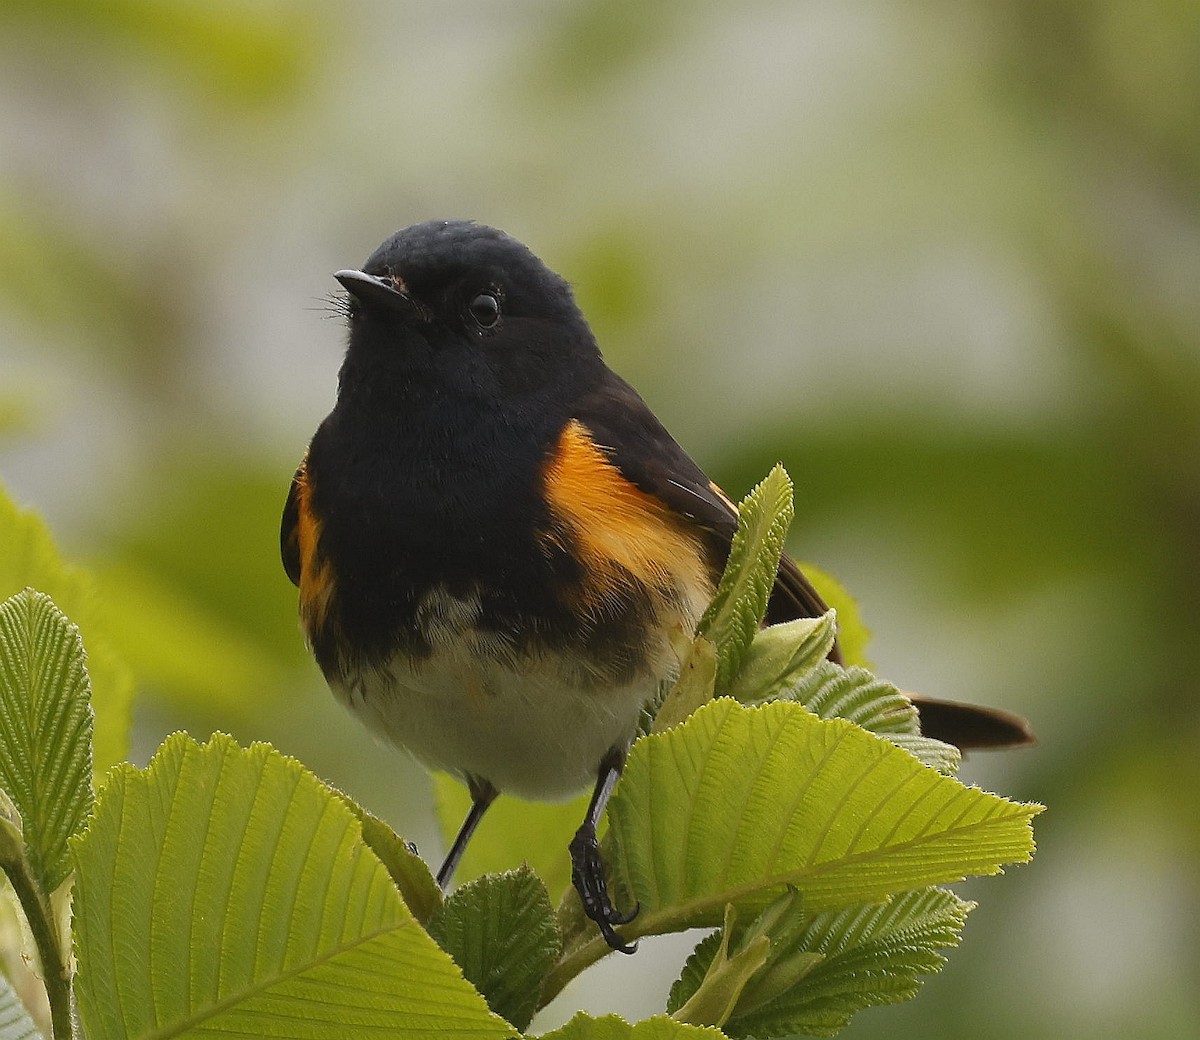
[569,746,638,954]
[436,775,498,889]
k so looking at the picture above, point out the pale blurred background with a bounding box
[2,1,1198,1037]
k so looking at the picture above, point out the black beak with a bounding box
[334,269,418,317]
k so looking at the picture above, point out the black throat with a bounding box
[304,338,599,675]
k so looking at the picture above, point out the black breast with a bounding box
[303,390,588,676]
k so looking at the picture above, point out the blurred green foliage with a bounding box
[1,0,1197,1037]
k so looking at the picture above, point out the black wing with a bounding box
[572,369,1034,750]
[571,370,839,651]
[571,372,736,536]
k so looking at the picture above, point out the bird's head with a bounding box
[334,221,603,407]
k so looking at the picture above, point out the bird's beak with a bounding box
[334,269,419,318]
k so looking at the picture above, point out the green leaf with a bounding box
[605,699,1039,935]
[0,787,25,866]
[668,893,826,1025]
[540,1012,727,1040]
[885,733,963,777]
[0,976,40,1040]
[696,466,794,692]
[427,866,561,1031]
[0,482,132,770]
[71,732,511,1040]
[0,590,94,895]
[723,888,972,1038]
[436,772,588,903]
[350,804,442,926]
[803,565,872,668]
[669,904,771,1028]
[0,781,73,1040]
[788,662,920,736]
[651,634,718,734]
[787,661,961,774]
[726,612,836,704]
[708,890,825,1016]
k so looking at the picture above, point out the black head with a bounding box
[333,221,604,409]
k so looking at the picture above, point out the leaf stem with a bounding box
[3,856,73,1039]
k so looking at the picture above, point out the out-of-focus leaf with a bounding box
[109,460,308,671]
[0,395,33,439]
[721,424,1146,601]
[0,196,149,360]
[531,0,692,96]
[804,564,871,668]
[0,482,130,770]
[6,0,320,104]
[94,562,285,712]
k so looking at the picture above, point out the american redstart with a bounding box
[282,220,1033,951]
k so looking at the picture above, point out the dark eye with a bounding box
[468,291,501,329]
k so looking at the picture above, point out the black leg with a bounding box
[436,775,498,889]
[569,746,639,954]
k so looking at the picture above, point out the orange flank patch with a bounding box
[542,420,713,614]
[293,462,337,634]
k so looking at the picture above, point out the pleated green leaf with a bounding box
[428,866,561,1031]
[606,699,1040,933]
[788,662,921,737]
[0,976,40,1040]
[71,732,510,1040]
[0,590,94,895]
[696,466,794,692]
[885,733,962,777]
[787,661,961,774]
[668,888,971,1037]
[540,1012,727,1040]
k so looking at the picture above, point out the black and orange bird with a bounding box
[281,220,1033,951]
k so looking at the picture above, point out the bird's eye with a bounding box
[468,291,501,329]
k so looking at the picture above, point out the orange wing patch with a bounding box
[542,420,713,616]
[292,461,338,635]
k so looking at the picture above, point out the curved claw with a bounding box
[569,827,639,952]
[597,919,638,955]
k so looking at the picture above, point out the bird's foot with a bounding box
[569,825,638,954]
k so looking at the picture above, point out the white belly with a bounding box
[330,645,663,800]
